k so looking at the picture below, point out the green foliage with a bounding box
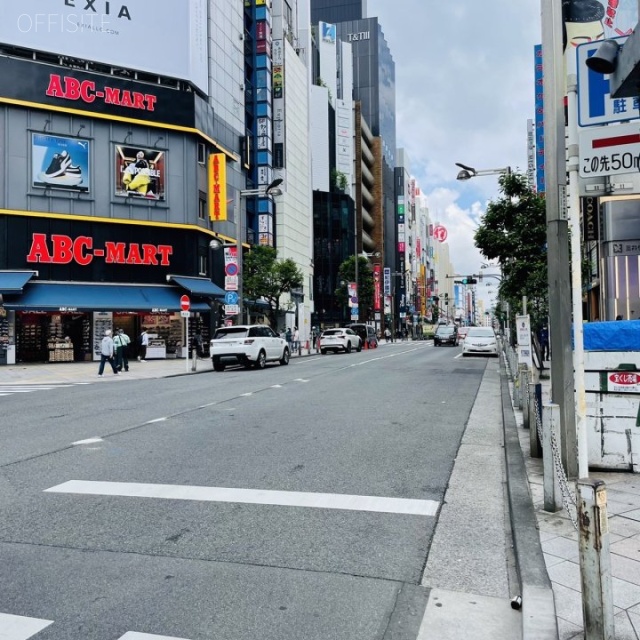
[334,255,375,321]
[330,168,348,192]
[243,245,304,326]
[474,171,549,332]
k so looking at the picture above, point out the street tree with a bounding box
[243,245,304,327]
[474,171,549,332]
[334,256,375,322]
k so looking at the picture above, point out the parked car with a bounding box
[461,327,499,357]
[210,324,290,371]
[433,324,458,346]
[320,328,362,354]
[348,323,378,348]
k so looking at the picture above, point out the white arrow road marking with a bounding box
[45,480,439,516]
[0,613,53,640]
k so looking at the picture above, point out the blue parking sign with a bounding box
[577,38,640,127]
[224,291,238,305]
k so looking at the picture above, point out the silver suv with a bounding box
[210,324,290,371]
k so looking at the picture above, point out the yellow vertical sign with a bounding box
[208,153,227,221]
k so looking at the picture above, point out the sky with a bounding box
[367,0,542,305]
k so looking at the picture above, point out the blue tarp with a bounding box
[583,320,640,351]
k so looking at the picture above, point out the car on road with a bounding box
[348,323,378,349]
[210,324,290,371]
[320,328,362,354]
[461,326,499,357]
[433,324,458,346]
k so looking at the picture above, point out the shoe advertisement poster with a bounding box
[32,134,90,193]
[115,146,166,201]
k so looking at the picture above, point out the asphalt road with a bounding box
[0,342,490,640]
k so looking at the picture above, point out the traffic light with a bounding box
[461,277,477,285]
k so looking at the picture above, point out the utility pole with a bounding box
[541,0,577,477]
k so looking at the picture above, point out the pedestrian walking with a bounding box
[293,326,299,352]
[138,329,149,362]
[384,327,391,343]
[98,329,119,376]
[113,328,130,371]
[193,331,204,358]
[285,327,292,349]
[538,325,549,361]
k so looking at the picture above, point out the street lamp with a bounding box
[210,177,283,324]
[455,162,511,181]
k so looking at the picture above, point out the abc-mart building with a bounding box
[0,0,293,364]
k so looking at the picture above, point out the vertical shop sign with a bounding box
[208,153,228,221]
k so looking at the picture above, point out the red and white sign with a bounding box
[607,371,640,393]
[373,264,381,311]
[26,233,172,266]
[180,295,190,311]
[579,122,640,178]
[433,225,448,243]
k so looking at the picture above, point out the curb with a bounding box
[501,369,559,640]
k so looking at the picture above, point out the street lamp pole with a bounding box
[221,178,283,325]
[541,0,577,477]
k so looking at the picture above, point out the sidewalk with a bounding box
[511,369,640,639]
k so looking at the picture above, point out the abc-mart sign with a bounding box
[0,0,208,94]
[577,38,639,128]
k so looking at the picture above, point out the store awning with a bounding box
[0,270,38,294]
[3,282,212,312]
[166,275,225,299]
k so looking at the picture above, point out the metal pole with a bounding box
[235,189,244,325]
[185,314,189,373]
[567,66,589,479]
[541,0,577,477]
[578,479,614,639]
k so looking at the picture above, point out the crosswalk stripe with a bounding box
[45,480,439,516]
[0,613,53,640]
[119,633,190,640]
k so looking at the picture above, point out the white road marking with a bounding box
[240,392,253,397]
[45,480,439,516]
[198,402,217,408]
[119,633,190,640]
[72,437,103,445]
[294,378,309,382]
[145,418,167,424]
[271,384,282,388]
[0,613,53,640]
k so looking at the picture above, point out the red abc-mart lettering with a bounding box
[45,74,157,111]
[26,233,172,266]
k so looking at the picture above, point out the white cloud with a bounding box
[368,0,540,291]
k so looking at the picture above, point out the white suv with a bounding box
[210,324,290,371]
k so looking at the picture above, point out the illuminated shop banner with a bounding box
[0,0,208,93]
[32,133,90,193]
[115,145,165,201]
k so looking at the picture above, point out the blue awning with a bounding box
[3,282,211,312]
[0,270,38,294]
[166,274,225,298]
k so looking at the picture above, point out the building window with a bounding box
[199,191,207,220]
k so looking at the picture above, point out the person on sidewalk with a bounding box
[98,329,119,376]
[138,329,149,362]
[114,328,130,371]
[384,327,391,343]
[292,326,299,353]
[538,325,549,361]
